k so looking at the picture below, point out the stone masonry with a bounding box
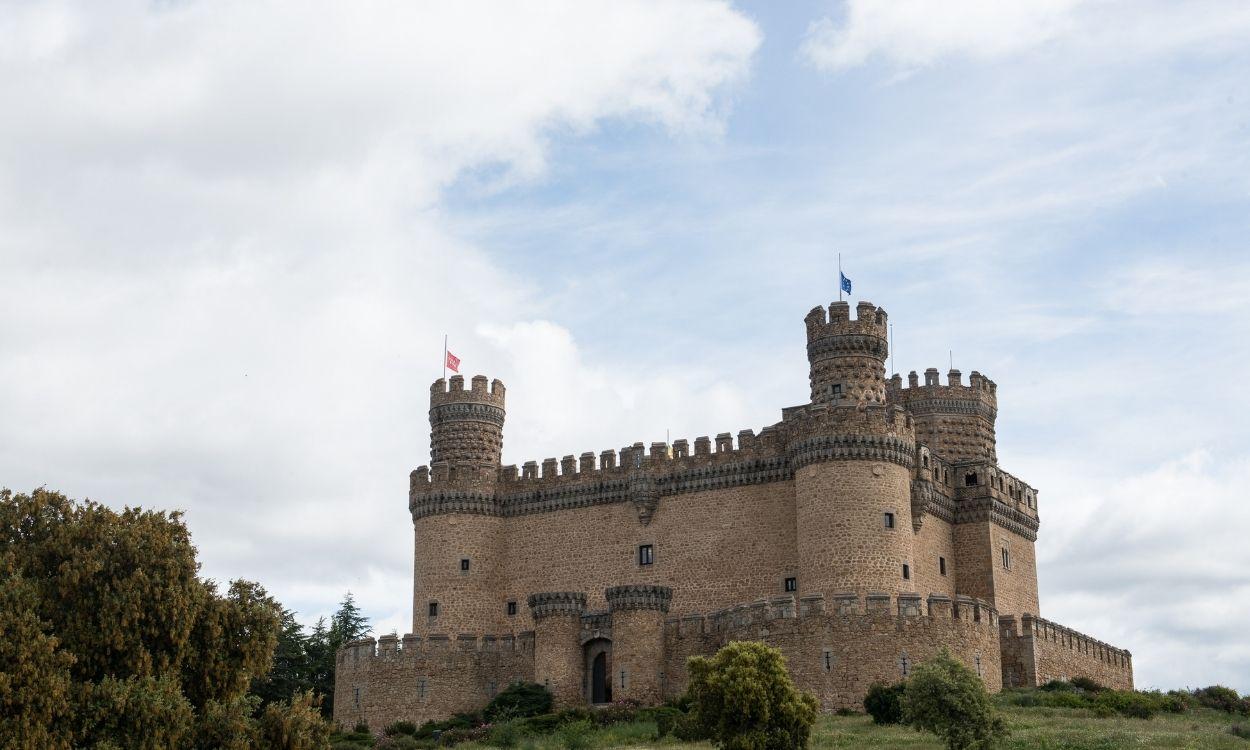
[334,298,1133,731]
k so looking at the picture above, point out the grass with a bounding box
[336,703,1250,750]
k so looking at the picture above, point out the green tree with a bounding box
[686,640,819,750]
[901,649,1007,750]
[0,487,332,749]
[330,591,371,645]
[253,606,313,706]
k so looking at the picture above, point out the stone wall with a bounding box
[999,614,1133,690]
[334,632,534,731]
[664,592,1002,712]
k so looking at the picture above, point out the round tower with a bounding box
[805,300,889,405]
[410,374,507,636]
[887,368,998,463]
[791,301,918,601]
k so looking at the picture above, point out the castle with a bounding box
[334,299,1133,730]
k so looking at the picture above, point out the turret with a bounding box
[887,368,997,463]
[429,374,506,470]
[805,301,889,405]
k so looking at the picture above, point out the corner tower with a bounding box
[409,374,507,635]
[805,300,889,405]
[887,368,997,462]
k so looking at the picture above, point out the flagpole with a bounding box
[444,334,448,380]
[838,253,842,302]
[890,323,895,377]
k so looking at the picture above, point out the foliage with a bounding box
[257,690,333,750]
[386,720,419,736]
[901,649,1007,750]
[483,682,554,722]
[864,683,907,725]
[1230,723,1250,740]
[554,719,594,750]
[1195,686,1250,715]
[686,640,819,750]
[0,487,333,749]
[592,698,642,725]
[649,706,685,737]
[254,607,316,706]
[487,719,525,747]
[1070,676,1105,693]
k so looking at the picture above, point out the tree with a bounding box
[686,641,819,750]
[253,607,313,706]
[0,488,332,748]
[330,591,371,645]
[901,649,1007,750]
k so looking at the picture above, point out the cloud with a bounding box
[0,0,760,628]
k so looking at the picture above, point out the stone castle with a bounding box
[334,299,1133,730]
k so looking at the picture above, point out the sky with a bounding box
[2,0,1249,692]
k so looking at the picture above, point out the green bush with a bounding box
[901,649,1008,750]
[864,683,906,725]
[1195,686,1250,715]
[649,706,684,737]
[1039,680,1076,692]
[438,725,488,746]
[1094,690,1158,719]
[1069,676,1105,693]
[515,713,561,734]
[593,699,642,725]
[483,683,553,722]
[385,720,418,737]
[686,641,819,750]
[487,719,524,747]
[555,719,594,750]
[1230,723,1250,740]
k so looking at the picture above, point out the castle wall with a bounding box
[664,593,1002,712]
[999,615,1133,690]
[498,480,798,628]
[912,515,958,601]
[987,526,1039,617]
[412,513,506,635]
[334,633,534,731]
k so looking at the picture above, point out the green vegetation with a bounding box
[864,683,907,725]
[901,650,1006,749]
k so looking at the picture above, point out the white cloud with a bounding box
[0,0,760,628]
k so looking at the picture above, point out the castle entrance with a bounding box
[584,638,612,705]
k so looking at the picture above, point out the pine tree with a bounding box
[329,592,371,647]
[252,607,311,706]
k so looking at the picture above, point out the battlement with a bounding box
[338,631,536,664]
[888,369,997,409]
[953,460,1038,516]
[664,592,998,638]
[430,375,506,408]
[804,301,889,343]
[1000,615,1131,663]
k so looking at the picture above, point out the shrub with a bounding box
[1195,686,1250,715]
[1230,724,1250,740]
[593,699,642,725]
[488,719,525,748]
[484,683,553,722]
[864,683,907,725]
[1070,676,1105,693]
[649,706,684,737]
[555,719,594,750]
[1094,690,1158,720]
[1039,680,1076,692]
[686,641,819,750]
[516,713,561,734]
[385,720,418,737]
[901,649,1008,750]
[353,722,370,734]
[438,725,489,746]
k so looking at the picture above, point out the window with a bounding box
[923,454,929,467]
[831,384,842,397]
[1001,548,1011,570]
[428,601,439,618]
[460,558,470,572]
[939,556,947,575]
[507,601,517,616]
[638,544,654,566]
[902,564,911,580]
[784,577,797,593]
[965,472,978,486]
[883,512,895,529]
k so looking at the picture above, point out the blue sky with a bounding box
[2,0,1249,692]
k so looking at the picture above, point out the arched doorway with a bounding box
[583,638,612,705]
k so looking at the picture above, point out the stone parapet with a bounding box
[606,585,673,613]
[527,592,587,620]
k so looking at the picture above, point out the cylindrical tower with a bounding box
[606,585,671,705]
[528,592,586,708]
[791,301,918,600]
[410,374,507,635]
[887,368,998,463]
[805,301,889,405]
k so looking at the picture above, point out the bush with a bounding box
[385,720,418,737]
[593,699,641,725]
[1230,724,1250,740]
[1195,686,1250,715]
[487,719,525,747]
[1070,676,1105,693]
[901,650,1008,750]
[483,683,553,722]
[555,719,594,750]
[1094,690,1158,720]
[1039,680,1076,692]
[438,725,489,746]
[686,641,819,750]
[649,707,684,737]
[864,683,906,725]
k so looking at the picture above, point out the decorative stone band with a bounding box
[409,490,499,520]
[806,333,888,361]
[527,591,586,620]
[955,497,1041,541]
[661,456,791,494]
[901,397,997,422]
[605,584,673,613]
[429,402,506,428]
[788,434,915,470]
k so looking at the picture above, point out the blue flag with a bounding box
[840,272,852,295]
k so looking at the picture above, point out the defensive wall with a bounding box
[1000,614,1134,691]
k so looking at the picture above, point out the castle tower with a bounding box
[410,374,507,635]
[791,301,918,601]
[887,368,998,462]
[805,301,889,405]
[606,585,671,705]
[528,592,587,708]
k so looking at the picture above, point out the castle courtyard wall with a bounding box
[999,615,1133,690]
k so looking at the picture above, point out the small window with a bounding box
[831,384,842,397]
[902,564,911,580]
[939,556,947,576]
[638,544,654,566]
[883,512,895,529]
[460,558,470,572]
[1001,548,1011,569]
[507,601,517,616]
[428,601,439,618]
[965,472,978,487]
[784,577,797,592]
[922,454,929,468]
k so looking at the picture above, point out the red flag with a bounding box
[445,350,460,373]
